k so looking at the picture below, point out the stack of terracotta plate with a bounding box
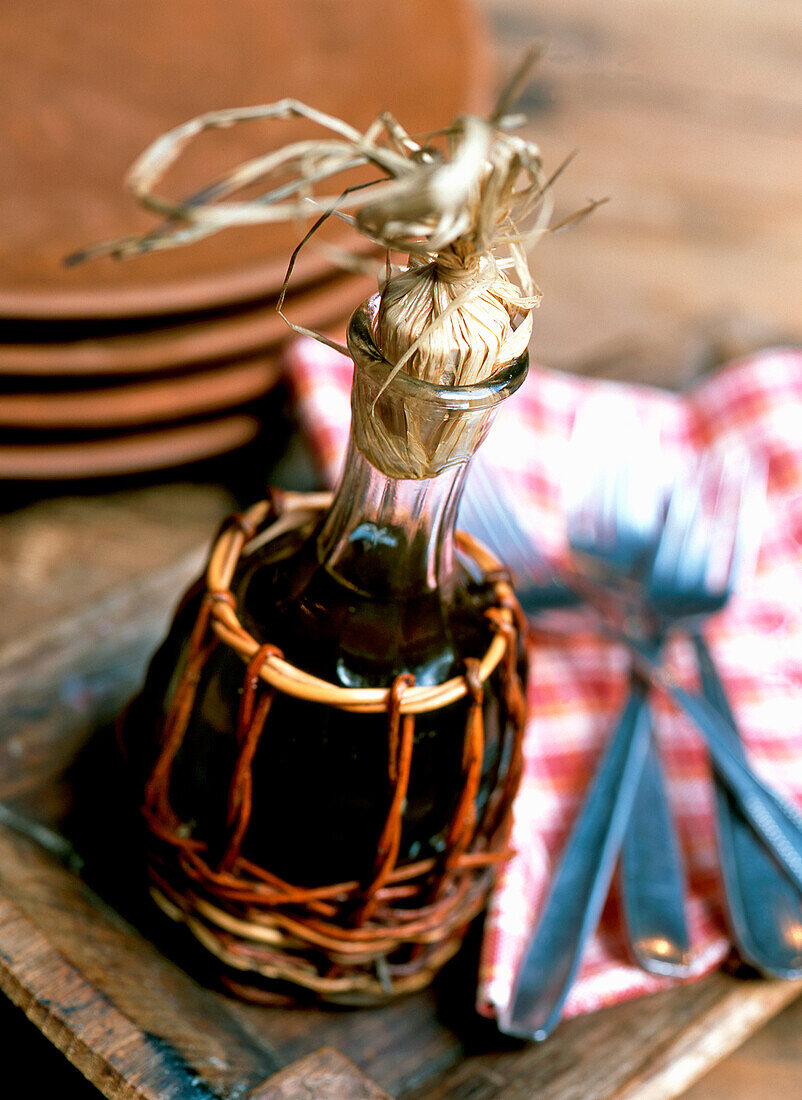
[1,0,491,479]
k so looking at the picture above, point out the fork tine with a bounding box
[566,396,626,552]
[678,453,721,593]
[650,457,704,592]
[651,450,766,606]
[565,395,692,984]
[464,454,540,580]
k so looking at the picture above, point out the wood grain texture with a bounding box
[0,500,799,1100]
[0,801,798,1100]
[0,485,233,805]
[401,976,802,1100]
[681,993,802,1098]
[0,484,232,647]
[0,896,188,1100]
[0,896,277,1100]
[249,1049,390,1100]
[480,0,802,386]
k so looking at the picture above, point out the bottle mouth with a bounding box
[347,296,529,412]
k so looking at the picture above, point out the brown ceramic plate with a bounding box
[0,355,284,430]
[2,0,492,320]
[0,416,260,480]
[0,271,374,377]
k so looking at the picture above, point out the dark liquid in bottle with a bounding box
[123,516,516,887]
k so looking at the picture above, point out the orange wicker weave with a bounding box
[139,490,527,1004]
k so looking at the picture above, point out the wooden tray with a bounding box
[1,0,490,320]
[0,486,799,1099]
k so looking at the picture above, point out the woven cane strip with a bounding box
[356,674,417,925]
[219,643,282,873]
[204,494,514,714]
[142,491,527,1000]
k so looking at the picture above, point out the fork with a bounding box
[565,400,690,977]
[643,452,802,978]
[464,448,802,895]
[461,451,802,1038]
[465,455,676,1038]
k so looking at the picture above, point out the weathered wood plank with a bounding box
[480,0,802,380]
[0,417,798,1099]
[0,484,232,650]
[613,979,802,1100]
[250,1049,390,1100]
[2,802,799,1100]
[0,546,206,802]
[403,974,802,1099]
[0,484,233,805]
[0,895,193,1100]
[228,982,462,1100]
[0,820,282,1098]
[0,889,279,1100]
[682,994,802,1098]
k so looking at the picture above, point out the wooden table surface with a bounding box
[2,1,801,1097]
[487,0,801,386]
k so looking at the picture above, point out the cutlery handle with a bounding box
[500,686,652,1041]
[621,633,802,892]
[620,698,690,976]
[517,584,582,614]
[664,684,802,895]
[692,632,802,978]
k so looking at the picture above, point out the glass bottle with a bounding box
[122,298,528,893]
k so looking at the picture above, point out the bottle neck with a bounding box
[317,437,469,598]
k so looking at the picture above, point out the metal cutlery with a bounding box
[565,401,690,977]
[459,456,574,612]
[628,454,802,896]
[488,466,697,1040]
[465,453,684,1038]
[461,442,802,1038]
[497,686,653,1040]
[692,632,802,978]
[640,452,802,978]
[465,448,802,885]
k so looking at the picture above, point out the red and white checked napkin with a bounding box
[286,337,802,1021]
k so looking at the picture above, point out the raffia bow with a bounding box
[69,49,604,472]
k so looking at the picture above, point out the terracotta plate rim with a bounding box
[0,415,261,480]
[0,271,373,377]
